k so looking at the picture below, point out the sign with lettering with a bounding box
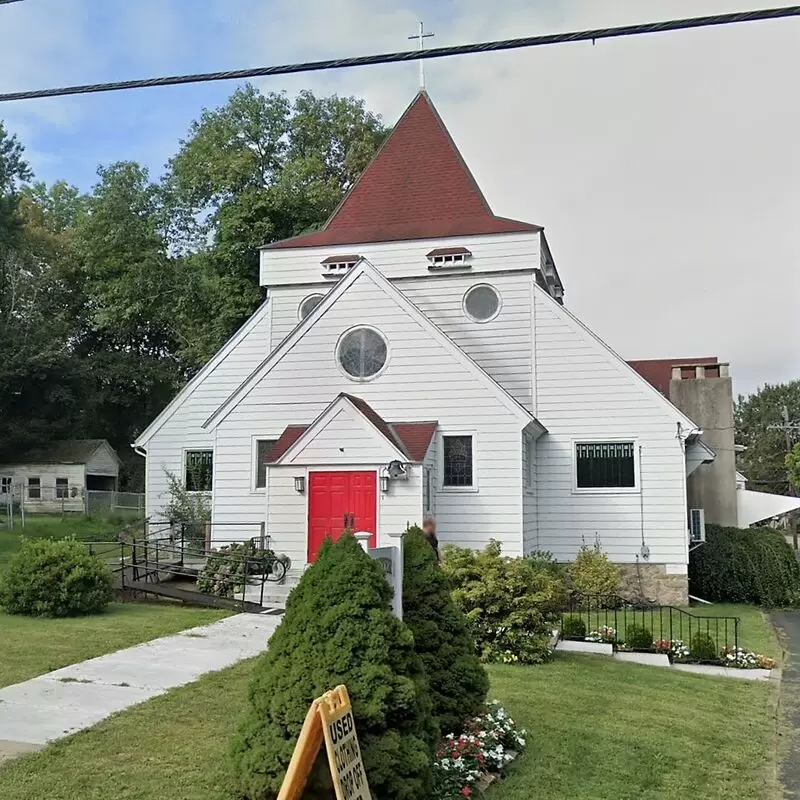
[368,542,403,619]
[318,686,371,800]
[277,685,371,800]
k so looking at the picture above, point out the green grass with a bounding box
[0,514,138,571]
[0,602,229,687]
[682,603,780,658]
[0,655,780,800]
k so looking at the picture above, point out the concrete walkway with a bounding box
[0,612,280,761]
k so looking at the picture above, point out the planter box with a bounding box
[672,663,773,681]
[556,640,613,656]
[614,652,671,668]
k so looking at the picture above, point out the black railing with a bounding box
[559,593,739,663]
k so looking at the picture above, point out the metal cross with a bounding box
[408,21,435,90]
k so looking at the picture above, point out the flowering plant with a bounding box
[585,625,616,643]
[721,647,776,669]
[432,701,527,799]
[654,639,691,660]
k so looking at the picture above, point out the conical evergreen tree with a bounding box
[230,533,437,800]
[402,527,489,733]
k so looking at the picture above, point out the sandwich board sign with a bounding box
[277,685,371,800]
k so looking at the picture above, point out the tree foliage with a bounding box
[402,526,488,734]
[0,86,387,488]
[736,381,800,494]
[230,533,436,800]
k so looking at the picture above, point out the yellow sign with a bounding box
[277,685,371,800]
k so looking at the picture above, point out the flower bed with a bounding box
[433,701,526,798]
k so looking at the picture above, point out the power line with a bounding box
[1,5,799,103]
[0,0,25,5]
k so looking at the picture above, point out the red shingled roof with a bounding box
[628,357,719,396]
[264,92,540,250]
[265,395,437,464]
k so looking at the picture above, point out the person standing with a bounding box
[422,517,440,562]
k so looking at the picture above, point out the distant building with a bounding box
[0,439,121,513]
[628,358,800,527]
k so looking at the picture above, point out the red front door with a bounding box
[308,471,377,561]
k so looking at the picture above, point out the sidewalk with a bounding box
[0,612,279,761]
[772,611,800,797]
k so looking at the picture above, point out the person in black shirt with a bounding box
[422,517,440,562]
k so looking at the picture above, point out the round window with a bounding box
[464,284,501,322]
[337,327,388,380]
[298,294,324,320]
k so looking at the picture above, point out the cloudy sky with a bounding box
[1,0,798,396]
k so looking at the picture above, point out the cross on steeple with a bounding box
[408,21,434,90]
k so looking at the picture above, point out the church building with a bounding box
[134,91,712,604]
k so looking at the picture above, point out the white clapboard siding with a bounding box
[533,287,692,564]
[260,231,541,286]
[522,434,538,554]
[269,272,534,410]
[144,303,273,520]
[215,269,526,557]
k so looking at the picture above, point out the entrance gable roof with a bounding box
[204,258,539,430]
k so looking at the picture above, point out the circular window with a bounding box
[463,284,501,322]
[337,327,388,380]
[298,294,324,321]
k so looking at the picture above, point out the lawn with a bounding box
[0,514,138,571]
[683,603,780,659]
[0,654,780,800]
[0,602,229,687]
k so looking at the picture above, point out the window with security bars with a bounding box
[255,439,278,489]
[185,450,213,492]
[443,435,473,488]
[575,442,635,489]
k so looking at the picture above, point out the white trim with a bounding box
[439,430,479,493]
[463,282,502,323]
[132,296,272,447]
[533,283,700,433]
[205,259,537,430]
[298,293,325,321]
[334,325,390,383]
[571,438,640,495]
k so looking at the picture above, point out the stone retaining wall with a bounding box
[616,563,688,606]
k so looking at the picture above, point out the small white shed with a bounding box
[0,439,121,513]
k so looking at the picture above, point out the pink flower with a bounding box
[461,788,472,797]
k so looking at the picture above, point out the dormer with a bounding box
[321,254,361,279]
[426,246,472,271]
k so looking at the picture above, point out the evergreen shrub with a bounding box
[443,540,566,665]
[560,616,587,639]
[625,624,653,650]
[690,632,718,662]
[230,533,437,800]
[403,526,488,734]
[569,542,621,598]
[688,524,800,606]
[0,538,114,617]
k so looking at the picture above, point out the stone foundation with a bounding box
[616,563,688,607]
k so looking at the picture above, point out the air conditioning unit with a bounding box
[689,508,706,544]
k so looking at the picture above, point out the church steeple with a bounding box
[265,92,541,250]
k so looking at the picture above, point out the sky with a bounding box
[1,0,798,397]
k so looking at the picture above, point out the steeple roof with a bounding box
[264,91,540,250]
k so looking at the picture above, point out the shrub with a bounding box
[569,541,621,598]
[403,526,489,734]
[230,533,437,800]
[690,632,718,661]
[625,624,653,650]
[197,542,276,598]
[561,616,587,639]
[443,540,567,665]
[526,550,566,578]
[689,524,800,606]
[0,538,114,617]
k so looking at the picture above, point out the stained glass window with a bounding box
[576,442,635,489]
[443,435,473,487]
[185,450,213,492]
[337,327,387,380]
[464,285,500,322]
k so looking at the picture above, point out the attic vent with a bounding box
[321,254,361,279]
[426,247,472,270]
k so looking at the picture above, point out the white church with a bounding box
[134,91,723,604]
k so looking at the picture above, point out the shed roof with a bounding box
[15,439,120,466]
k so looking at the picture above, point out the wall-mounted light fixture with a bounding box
[380,474,390,493]
[293,476,306,493]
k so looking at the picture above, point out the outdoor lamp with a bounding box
[293,476,306,493]
[380,474,390,493]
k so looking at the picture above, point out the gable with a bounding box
[85,441,122,475]
[206,260,537,431]
[533,286,699,433]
